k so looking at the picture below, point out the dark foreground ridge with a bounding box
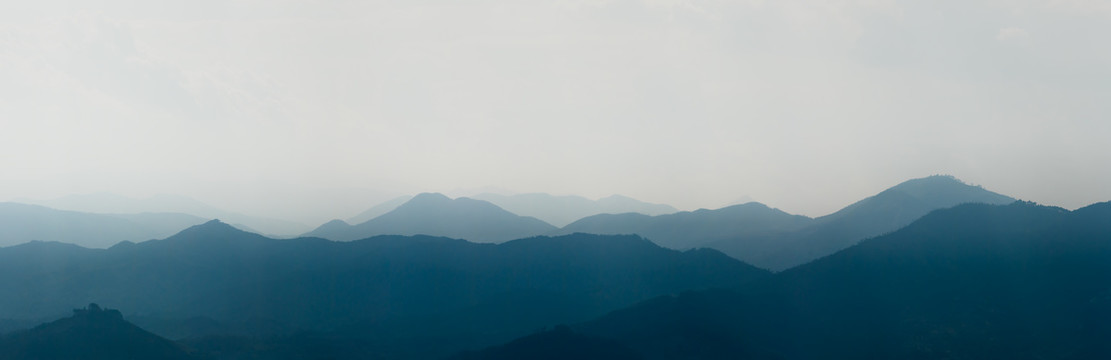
[450,325,643,360]
[0,304,194,360]
[0,222,767,359]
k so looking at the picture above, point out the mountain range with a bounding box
[19,193,311,236]
[470,201,1111,359]
[469,193,678,227]
[713,174,1017,270]
[0,304,194,360]
[557,202,811,250]
[561,175,1014,270]
[0,202,209,248]
[305,193,559,243]
[0,220,766,359]
[3,175,1105,359]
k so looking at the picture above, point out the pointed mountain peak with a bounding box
[307,219,352,236]
[320,219,350,227]
[164,218,253,241]
[198,218,237,230]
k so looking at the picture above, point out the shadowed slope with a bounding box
[346,195,413,224]
[0,304,193,360]
[0,221,768,359]
[560,201,1111,359]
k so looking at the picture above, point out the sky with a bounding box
[1,0,1109,225]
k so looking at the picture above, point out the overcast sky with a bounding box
[2,0,1109,225]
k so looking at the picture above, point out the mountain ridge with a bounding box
[550,200,1111,359]
[0,202,209,248]
[471,193,678,227]
[305,193,557,243]
[557,201,812,250]
[0,304,194,360]
[20,193,310,236]
[0,223,768,358]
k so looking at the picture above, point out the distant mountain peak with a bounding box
[200,218,234,228]
[165,218,253,240]
[320,219,350,227]
[734,201,771,209]
[892,174,965,188]
[881,175,1015,206]
[303,192,556,243]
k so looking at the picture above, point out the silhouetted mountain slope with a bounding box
[471,193,677,227]
[346,195,413,224]
[0,304,193,360]
[305,193,557,243]
[558,202,812,250]
[710,175,1016,270]
[0,221,767,358]
[0,202,208,248]
[557,201,1111,359]
[451,325,643,360]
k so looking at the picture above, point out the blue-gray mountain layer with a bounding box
[0,202,208,248]
[471,193,678,227]
[561,175,1014,271]
[305,193,558,243]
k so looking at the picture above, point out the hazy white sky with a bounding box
[2,0,1109,224]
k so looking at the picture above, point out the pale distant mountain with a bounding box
[710,175,1017,270]
[21,193,310,236]
[305,193,557,243]
[0,202,208,248]
[557,202,812,250]
[470,193,678,227]
[346,195,413,224]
